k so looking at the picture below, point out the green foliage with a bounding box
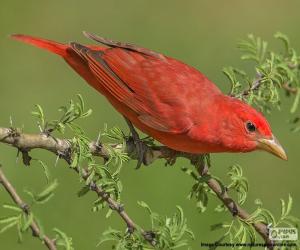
[32,94,92,134]
[35,160,51,183]
[0,195,74,249]
[227,165,248,205]
[76,126,129,215]
[182,167,211,213]
[224,33,300,113]
[211,219,257,250]
[0,204,35,242]
[25,179,59,205]
[238,34,268,63]
[210,34,300,247]
[53,228,74,250]
[69,132,92,168]
[223,67,247,96]
[97,227,147,250]
[247,195,300,228]
[211,195,300,249]
[182,163,249,214]
[139,202,194,249]
[32,95,129,218]
[89,162,123,214]
[101,125,130,170]
[183,157,299,249]
[98,203,194,249]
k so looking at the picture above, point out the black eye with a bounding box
[246,121,256,132]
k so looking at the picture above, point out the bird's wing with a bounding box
[70,38,220,134]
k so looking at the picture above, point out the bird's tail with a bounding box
[11,34,68,57]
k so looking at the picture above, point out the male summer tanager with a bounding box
[11,32,287,161]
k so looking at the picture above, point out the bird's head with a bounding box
[217,96,287,160]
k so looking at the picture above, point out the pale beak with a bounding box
[257,135,288,160]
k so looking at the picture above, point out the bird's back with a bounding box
[12,33,225,153]
[69,41,222,134]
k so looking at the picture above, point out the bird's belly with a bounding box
[79,82,223,153]
[105,96,224,154]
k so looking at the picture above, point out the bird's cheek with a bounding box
[229,136,257,152]
[246,140,258,152]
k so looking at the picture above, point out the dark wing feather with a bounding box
[83,32,166,60]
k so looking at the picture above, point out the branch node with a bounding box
[224,198,239,216]
[143,231,157,246]
[89,182,97,191]
[117,204,124,213]
[127,225,135,234]
[21,202,30,214]
[8,127,21,138]
[60,143,72,164]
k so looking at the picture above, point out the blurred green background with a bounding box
[0,1,300,249]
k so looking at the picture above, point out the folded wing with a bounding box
[70,35,220,134]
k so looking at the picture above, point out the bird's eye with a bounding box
[246,121,256,132]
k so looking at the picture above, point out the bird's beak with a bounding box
[257,135,287,160]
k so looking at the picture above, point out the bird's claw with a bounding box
[164,151,177,166]
[124,117,149,169]
[128,136,148,169]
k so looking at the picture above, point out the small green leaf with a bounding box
[27,179,59,204]
[137,201,152,215]
[0,219,18,234]
[0,216,19,224]
[36,160,51,183]
[105,209,113,218]
[285,194,293,218]
[21,212,34,232]
[77,186,90,197]
[2,204,22,212]
[31,104,45,129]
[290,89,300,113]
[53,228,73,250]
[274,32,290,53]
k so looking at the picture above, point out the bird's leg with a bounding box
[124,117,148,169]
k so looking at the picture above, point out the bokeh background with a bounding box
[0,1,299,249]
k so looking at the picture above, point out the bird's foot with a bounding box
[164,150,178,166]
[124,117,148,169]
[133,137,149,169]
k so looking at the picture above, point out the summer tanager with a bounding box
[11,32,287,160]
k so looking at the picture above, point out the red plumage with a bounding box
[11,33,287,159]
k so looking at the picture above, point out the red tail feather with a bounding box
[11,34,68,57]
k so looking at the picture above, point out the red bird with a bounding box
[11,32,287,163]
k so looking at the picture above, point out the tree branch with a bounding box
[190,156,273,248]
[0,127,157,246]
[0,126,273,248]
[0,166,57,250]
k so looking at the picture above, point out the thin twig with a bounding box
[282,82,298,94]
[238,73,263,98]
[78,167,156,246]
[0,167,57,250]
[236,76,298,100]
[0,126,272,248]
